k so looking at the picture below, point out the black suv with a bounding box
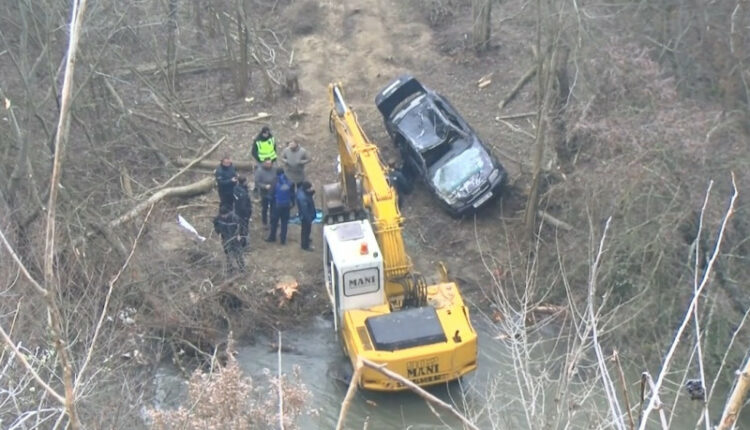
[375,75,506,216]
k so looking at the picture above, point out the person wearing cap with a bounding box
[252,126,277,163]
[296,181,317,251]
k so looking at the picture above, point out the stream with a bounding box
[153,313,746,429]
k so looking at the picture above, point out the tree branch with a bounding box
[639,174,739,429]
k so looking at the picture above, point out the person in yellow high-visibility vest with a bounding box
[252,126,278,163]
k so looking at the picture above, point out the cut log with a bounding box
[175,158,255,170]
[538,210,574,231]
[499,65,537,109]
[108,177,214,230]
[205,112,271,127]
[155,136,226,191]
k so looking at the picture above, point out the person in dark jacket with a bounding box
[233,176,252,250]
[214,157,238,209]
[213,205,245,273]
[265,168,292,245]
[387,158,413,209]
[296,181,316,251]
[252,126,278,163]
[253,159,276,225]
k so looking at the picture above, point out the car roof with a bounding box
[393,95,451,151]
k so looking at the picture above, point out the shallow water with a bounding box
[154,312,750,429]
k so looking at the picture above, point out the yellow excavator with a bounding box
[321,83,477,391]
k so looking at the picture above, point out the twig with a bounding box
[641,372,669,429]
[587,217,626,430]
[335,359,363,430]
[496,111,536,120]
[498,119,536,139]
[75,205,153,391]
[277,330,284,430]
[0,228,47,296]
[613,350,636,430]
[0,323,65,404]
[359,358,480,430]
[693,177,711,430]
[128,108,190,133]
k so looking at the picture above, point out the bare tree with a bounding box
[472,0,492,52]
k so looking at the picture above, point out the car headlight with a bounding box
[488,168,500,183]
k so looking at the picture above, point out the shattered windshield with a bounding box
[431,146,488,196]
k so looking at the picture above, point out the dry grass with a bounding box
[149,338,311,429]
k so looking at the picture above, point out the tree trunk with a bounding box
[234,0,250,98]
[471,0,492,52]
[550,44,570,169]
[718,355,750,429]
[44,1,88,427]
[524,0,547,244]
[166,0,179,93]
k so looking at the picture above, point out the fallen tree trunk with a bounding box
[156,136,226,191]
[499,65,537,109]
[108,177,214,230]
[175,158,255,170]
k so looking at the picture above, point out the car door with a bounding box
[397,134,425,181]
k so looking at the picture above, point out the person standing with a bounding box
[387,158,413,209]
[265,168,292,245]
[254,159,276,226]
[296,181,316,251]
[214,157,237,209]
[252,126,277,164]
[280,139,311,198]
[213,205,245,273]
[233,176,252,250]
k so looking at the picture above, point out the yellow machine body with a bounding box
[322,83,477,391]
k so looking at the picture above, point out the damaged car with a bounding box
[375,75,506,216]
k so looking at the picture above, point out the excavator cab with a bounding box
[323,220,385,332]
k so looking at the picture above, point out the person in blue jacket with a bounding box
[214,157,237,209]
[296,181,316,251]
[265,168,292,245]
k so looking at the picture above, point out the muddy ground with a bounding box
[147,0,546,348]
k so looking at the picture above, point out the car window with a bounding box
[431,147,486,194]
[422,141,452,167]
[434,100,464,132]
